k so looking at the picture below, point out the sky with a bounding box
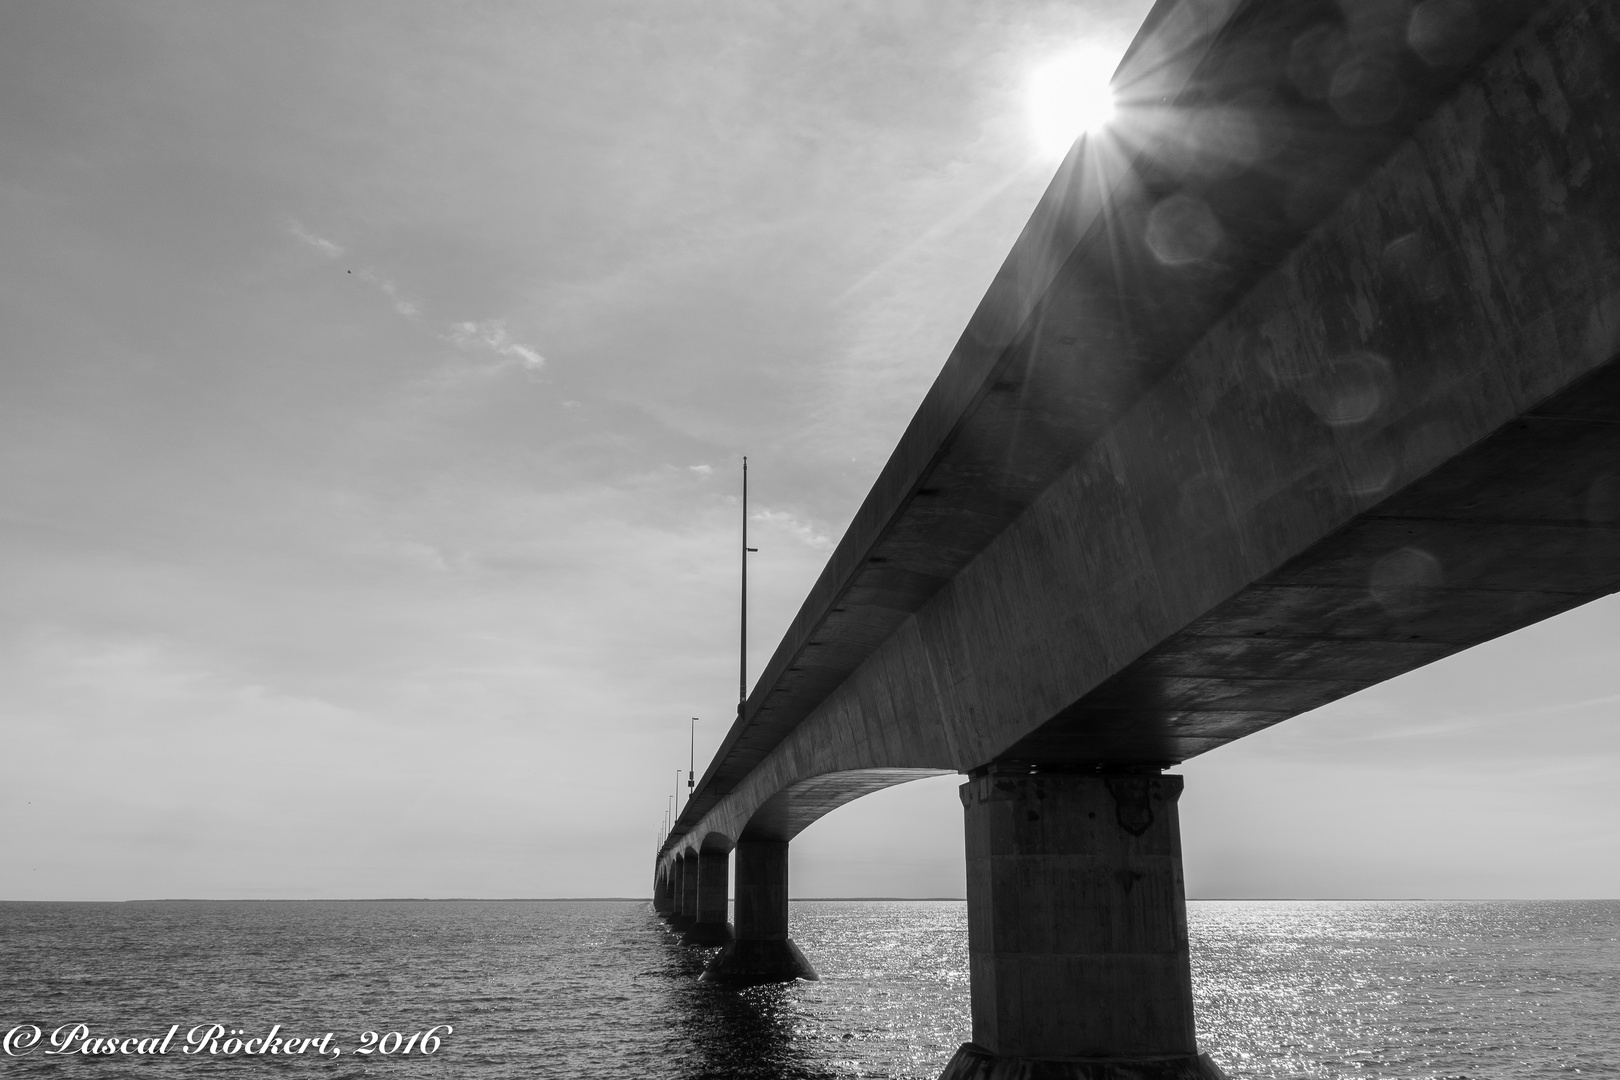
[1,1,1615,903]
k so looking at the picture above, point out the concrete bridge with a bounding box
[654,0,1619,1075]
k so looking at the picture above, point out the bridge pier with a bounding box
[940,771,1225,1080]
[670,852,697,931]
[652,866,673,916]
[680,849,735,946]
[701,839,818,984]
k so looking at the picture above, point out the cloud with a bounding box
[751,507,833,549]
[356,270,420,318]
[688,464,713,475]
[286,219,346,259]
[447,318,546,372]
[286,220,420,317]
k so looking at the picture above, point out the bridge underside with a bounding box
[665,0,1619,853]
[740,768,953,842]
[1011,355,1620,763]
[659,0,1620,891]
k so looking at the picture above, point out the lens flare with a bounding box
[1028,46,1117,158]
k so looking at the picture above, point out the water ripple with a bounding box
[1,900,1615,1079]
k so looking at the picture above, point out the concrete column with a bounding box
[701,839,818,983]
[672,852,699,931]
[652,865,673,915]
[939,771,1226,1080]
[664,859,679,923]
[680,848,735,946]
[668,854,694,931]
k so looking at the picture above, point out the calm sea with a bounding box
[1,899,1616,1079]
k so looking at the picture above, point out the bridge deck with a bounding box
[663,0,1619,855]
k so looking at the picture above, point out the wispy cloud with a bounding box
[288,223,554,371]
[447,319,546,372]
[286,219,419,317]
[358,270,420,318]
[287,220,556,393]
[286,219,345,260]
[751,507,833,549]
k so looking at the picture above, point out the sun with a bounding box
[1028,46,1117,158]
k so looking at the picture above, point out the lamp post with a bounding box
[740,457,757,716]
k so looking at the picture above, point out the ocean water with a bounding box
[1,899,1616,1079]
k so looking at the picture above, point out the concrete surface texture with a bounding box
[960,774,1196,1060]
[679,849,734,947]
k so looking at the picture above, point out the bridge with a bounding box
[654,0,1619,1075]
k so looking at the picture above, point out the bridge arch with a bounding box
[740,768,953,842]
[656,767,952,910]
[656,765,955,982]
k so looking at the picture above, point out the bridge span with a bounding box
[655,0,1619,1075]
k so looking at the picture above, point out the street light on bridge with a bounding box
[688,717,697,800]
[741,456,757,716]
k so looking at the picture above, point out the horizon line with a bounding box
[4,895,1618,904]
